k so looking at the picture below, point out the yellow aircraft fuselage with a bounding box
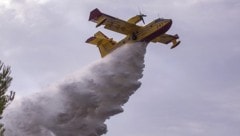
[86,8,180,57]
[118,19,172,43]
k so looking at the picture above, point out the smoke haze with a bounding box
[2,42,147,136]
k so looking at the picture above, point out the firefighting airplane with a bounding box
[86,8,181,57]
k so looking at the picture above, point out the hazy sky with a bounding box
[1,0,240,136]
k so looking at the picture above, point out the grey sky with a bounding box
[1,0,240,136]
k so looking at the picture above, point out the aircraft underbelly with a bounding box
[140,20,172,42]
[140,25,170,42]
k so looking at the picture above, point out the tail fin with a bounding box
[86,31,117,57]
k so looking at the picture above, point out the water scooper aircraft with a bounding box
[86,8,181,57]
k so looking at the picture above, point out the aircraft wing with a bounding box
[89,8,141,35]
[152,34,181,49]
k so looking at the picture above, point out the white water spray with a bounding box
[2,42,147,136]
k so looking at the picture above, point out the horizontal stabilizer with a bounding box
[86,32,116,46]
[94,31,109,39]
[86,31,118,57]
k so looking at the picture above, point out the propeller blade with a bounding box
[141,17,145,24]
[138,9,147,24]
[139,14,146,24]
[140,14,146,24]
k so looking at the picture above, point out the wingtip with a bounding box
[89,8,102,21]
[85,37,96,43]
[171,41,181,49]
[174,34,179,39]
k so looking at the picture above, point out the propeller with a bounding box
[138,9,146,24]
